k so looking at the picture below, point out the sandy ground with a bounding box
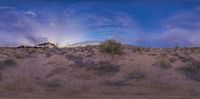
[0,46,200,99]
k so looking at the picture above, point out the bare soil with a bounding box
[0,46,200,99]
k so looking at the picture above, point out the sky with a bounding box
[0,0,200,47]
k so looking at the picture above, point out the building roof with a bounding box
[38,42,56,46]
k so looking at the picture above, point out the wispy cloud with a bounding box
[0,8,47,46]
[132,7,200,48]
[159,8,200,47]
[63,3,142,44]
[24,11,37,16]
[0,2,142,46]
[1,1,199,47]
[0,6,15,10]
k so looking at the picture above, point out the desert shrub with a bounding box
[87,61,120,76]
[153,58,171,69]
[132,47,144,52]
[0,61,3,69]
[100,70,145,87]
[3,78,34,92]
[43,80,62,88]
[99,39,122,55]
[66,54,79,59]
[46,52,53,57]
[47,67,68,78]
[0,58,17,70]
[3,58,16,66]
[66,54,95,67]
[172,52,179,57]
[160,53,168,58]
[174,52,192,63]
[180,58,200,81]
[174,46,180,50]
[0,73,2,81]
[168,57,177,63]
[14,52,28,59]
[148,53,158,56]
[174,45,181,52]
[27,49,37,55]
[144,48,150,52]
[126,70,145,80]
[34,48,45,54]
[100,80,129,87]
[189,47,200,52]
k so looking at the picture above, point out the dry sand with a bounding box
[0,46,200,99]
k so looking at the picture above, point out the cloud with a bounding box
[25,11,37,16]
[197,6,200,9]
[131,7,200,48]
[0,6,15,10]
[158,8,200,47]
[0,8,48,46]
[63,3,142,44]
[1,2,200,48]
[131,0,200,4]
[0,2,143,47]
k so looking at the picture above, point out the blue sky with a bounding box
[0,0,200,47]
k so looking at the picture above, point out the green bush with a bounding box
[99,39,122,55]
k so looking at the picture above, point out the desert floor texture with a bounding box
[0,46,200,99]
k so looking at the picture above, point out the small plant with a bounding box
[132,47,143,52]
[0,58,17,69]
[174,45,180,52]
[179,58,200,81]
[87,61,120,76]
[3,58,16,66]
[46,52,53,57]
[176,53,193,63]
[3,78,34,92]
[99,39,122,55]
[0,61,3,69]
[160,53,168,58]
[168,57,177,63]
[126,70,145,80]
[100,80,128,87]
[174,45,180,49]
[14,52,27,59]
[144,48,150,52]
[153,58,171,69]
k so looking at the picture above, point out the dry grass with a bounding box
[126,70,145,80]
[179,58,200,81]
[3,78,35,92]
[47,67,68,78]
[0,46,200,98]
[168,57,177,63]
[87,61,120,76]
[100,80,129,87]
[66,54,95,68]
[14,52,28,59]
[100,70,145,87]
[153,58,171,69]
[176,53,192,62]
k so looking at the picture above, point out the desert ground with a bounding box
[0,45,200,99]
